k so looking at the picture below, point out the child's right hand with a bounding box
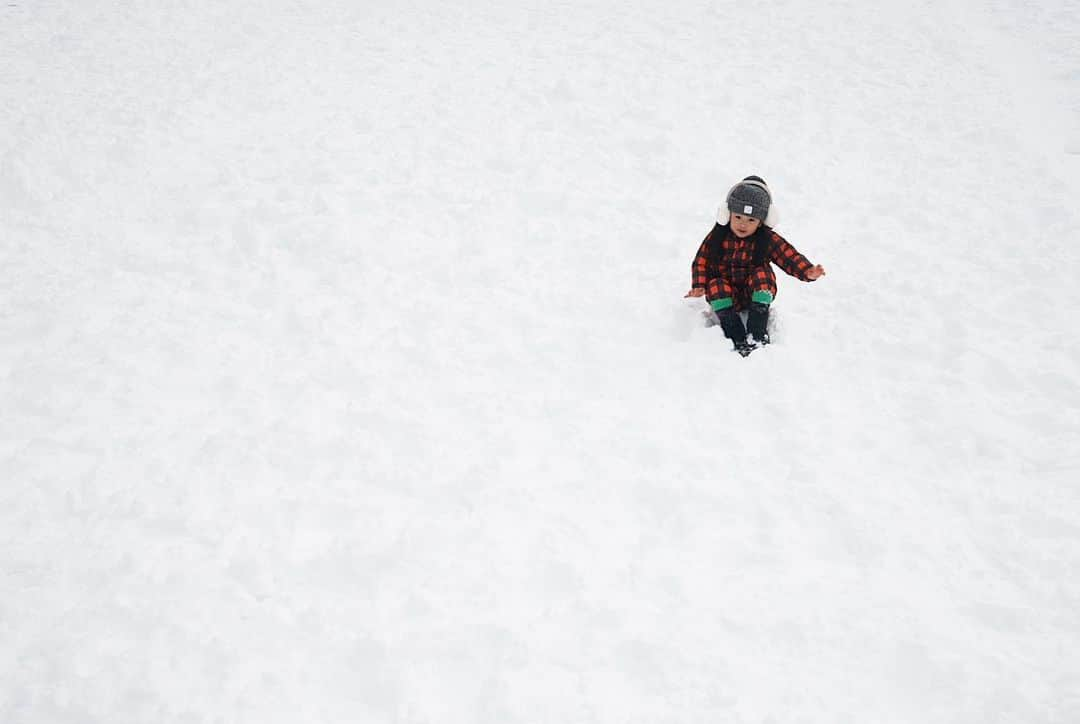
[684,288,705,298]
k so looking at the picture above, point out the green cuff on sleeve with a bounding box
[751,290,774,305]
[710,297,734,312]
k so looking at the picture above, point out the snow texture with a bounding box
[2,1,1079,722]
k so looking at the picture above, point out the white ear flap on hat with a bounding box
[764,205,778,227]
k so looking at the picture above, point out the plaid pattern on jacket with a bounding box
[691,224,815,310]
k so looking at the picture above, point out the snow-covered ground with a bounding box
[2,1,1079,722]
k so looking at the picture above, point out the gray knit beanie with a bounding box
[726,176,771,221]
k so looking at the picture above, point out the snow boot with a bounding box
[746,302,771,347]
[733,339,757,357]
[717,307,755,356]
[716,306,746,341]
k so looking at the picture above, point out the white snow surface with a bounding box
[2,1,1080,722]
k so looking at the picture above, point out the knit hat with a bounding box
[727,176,771,221]
[717,175,778,227]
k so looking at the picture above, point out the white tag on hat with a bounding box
[744,205,753,214]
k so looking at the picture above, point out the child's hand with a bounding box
[684,288,705,298]
[806,265,826,280]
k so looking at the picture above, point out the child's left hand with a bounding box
[806,265,826,280]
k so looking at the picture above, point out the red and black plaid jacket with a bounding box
[691,224,815,309]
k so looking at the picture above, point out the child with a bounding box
[685,175,825,356]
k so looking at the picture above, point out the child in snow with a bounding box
[685,176,826,355]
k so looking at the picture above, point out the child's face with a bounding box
[730,213,762,238]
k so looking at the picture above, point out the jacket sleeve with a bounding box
[769,232,815,280]
[691,230,713,290]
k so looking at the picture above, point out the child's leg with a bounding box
[745,270,777,343]
[706,278,747,343]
